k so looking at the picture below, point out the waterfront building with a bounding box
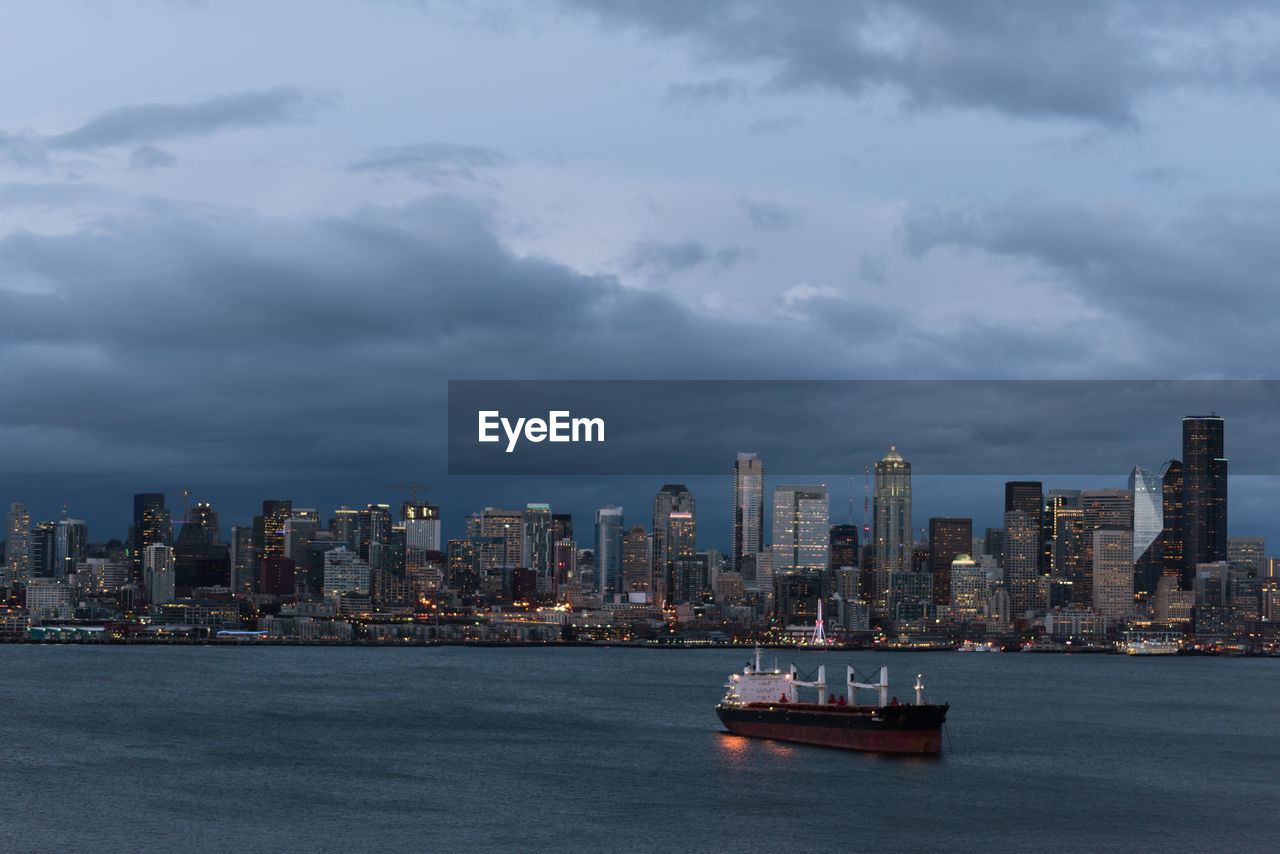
[949,554,984,620]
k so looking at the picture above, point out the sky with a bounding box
[2,1,1280,550]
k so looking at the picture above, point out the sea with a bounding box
[1,645,1276,853]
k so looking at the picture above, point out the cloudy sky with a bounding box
[3,1,1280,547]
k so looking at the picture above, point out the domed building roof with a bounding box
[953,553,973,562]
[882,445,904,462]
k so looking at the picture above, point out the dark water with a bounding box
[1,645,1276,853]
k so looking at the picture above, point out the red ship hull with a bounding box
[717,702,948,755]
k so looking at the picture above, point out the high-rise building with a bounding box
[130,493,171,585]
[5,502,30,580]
[323,548,370,597]
[479,508,524,576]
[872,447,911,608]
[929,517,972,605]
[1005,482,1043,572]
[522,503,554,590]
[621,525,649,596]
[1046,489,1083,581]
[552,514,573,544]
[1227,537,1266,577]
[1080,489,1133,605]
[771,485,829,575]
[1181,414,1227,587]
[54,516,88,579]
[353,504,391,562]
[593,506,624,597]
[446,540,480,595]
[1093,528,1135,621]
[1004,509,1041,617]
[28,521,56,578]
[667,512,699,604]
[828,524,860,573]
[732,452,764,575]
[949,554,984,620]
[144,543,175,605]
[1159,460,1184,585]
[652,485,695,606]
[229,525,256,595]
[332,506,360,551]
[1130,466,1164,596]
[255,499,291,561]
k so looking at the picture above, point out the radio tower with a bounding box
[863,464,871,540]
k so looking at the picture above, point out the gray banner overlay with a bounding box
[447,380,1277,475]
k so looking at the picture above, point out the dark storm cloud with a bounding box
[567,0,1280,124]
[626,238,752,275]
[741,199,796,232]
[347,142,508,183]
[47,87,334,150]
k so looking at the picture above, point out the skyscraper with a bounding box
[144,543,176,605]
[872,446,911,608]
[770,485,829,575]
[54,516,88,579]
[652,484,695,606]
[1159,460,1184,585]
[929,517,972,605]
[732,452,764,575]
[621,525,649,596]
[523,503,554,590]
[593,506,624,597]
[1130,466,1164,596]
[1004,509,1040,618]
[828,524,860,573]
[1005,482,1043,572]
[1181,414,1227,587]
[130,493,171,585]
[5,502,29,580]
[1093,528,1135,621]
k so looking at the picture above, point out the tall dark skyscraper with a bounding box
[1005,481,1043,572]
[1181,414,1227,587]
[652,484,695,606]
[130,493,171,585]
[828,524,860,573]
[1160,460,1184,585]
[261,499,294,561]
[929,517,972,605]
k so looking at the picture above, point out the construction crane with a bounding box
[170,489,192,523]
[386,482,430,502]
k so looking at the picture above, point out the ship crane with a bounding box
[848,665,889,707]
[789,664,829,704]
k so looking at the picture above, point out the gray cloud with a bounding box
[569,0,1280,125]
[347,142,508,183]
[901,192,1280,369]
[742,199,796,232]
[665,77,750,106]
[129,146,177,171]
[626,238,753,275]
[47,87,334,150]
[745,114,804,134]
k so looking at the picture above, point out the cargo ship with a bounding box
[715,649,948,754]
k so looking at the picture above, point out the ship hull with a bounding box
[717,702,947,755]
